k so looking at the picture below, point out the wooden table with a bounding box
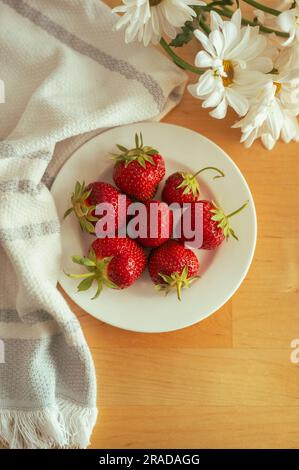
[63,1,299,448]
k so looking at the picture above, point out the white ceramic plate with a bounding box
[52,123,257,333]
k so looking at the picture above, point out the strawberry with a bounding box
[112,133,165,201]
[135,200,173,248]
[162,167,224,205]
[148,240,199,301]
[64,181,131,235]
[66,236,147,298]
[179,200,249,249]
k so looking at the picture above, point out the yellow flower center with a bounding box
[274,81,281,95]
[222,60,234,87]
[149,0,162,5]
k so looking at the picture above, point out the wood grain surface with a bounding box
[61,1,299,448]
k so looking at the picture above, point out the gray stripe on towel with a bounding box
[0,309,52,323]
[0,179,44,196]
[0,142,51,161]
[0,220,60,241]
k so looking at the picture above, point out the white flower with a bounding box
[188,9,274,119]
[277,2,299,45]
[233,63,299,150]
[112,0,206,46]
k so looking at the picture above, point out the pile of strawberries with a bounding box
[64,133,248,301]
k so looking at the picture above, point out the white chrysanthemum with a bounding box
[233,64,299,150]
[112,0,206,46]
[188,9,274,119]
[277,1,299,45]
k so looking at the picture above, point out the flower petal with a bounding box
[266,101,284,139]
[247,56,273,74]
[202,87,224,108]
[209,29,224,57]
[210,11,223,31]
[209,97,228,119]
[194,70,216,96]
[193,29,215,56]
[195,50,213,68]
[277,10,294,33]
[222,22,239,54]
[225,87,249,116]
[231,8,242,30]
[226,25,251,60]
[261,133,276,150]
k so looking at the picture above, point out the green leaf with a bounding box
[138,157,147,169]
[89,249,97,263]
[85,220,95,234]
[229,228,238,240]
[77,277,94,292]
[75,181,82,197]
[104,278,119,290]
[143,155,155,165]
[116,144,128,152]
[82,189,92,200]
[92,278,103,299]
[211,214,223,222]
[82,258,97,267]
[63,207,73,219]
[169,21,194,47]
[72,255,85,265]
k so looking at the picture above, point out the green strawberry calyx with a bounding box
[176,166,225,199]
[210,200,249,240]
[112,133,159,169]
[63,181,98,234]
[157,266,199,301]
[65,249,118,299]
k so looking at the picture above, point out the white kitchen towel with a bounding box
[0,0,186,449]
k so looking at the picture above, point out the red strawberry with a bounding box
[148,240,199,301]
[179,200,249,249]
[67,236,147,298]
[162,167,224,205]
[135,200,173,248]
[113,133,165,201]
[64,181,131,235]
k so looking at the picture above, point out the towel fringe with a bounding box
[0,398,97,449]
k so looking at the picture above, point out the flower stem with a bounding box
[241,0,280,16]
[212,7,289,38]
[159,38,204,75]
[198,17,211,35]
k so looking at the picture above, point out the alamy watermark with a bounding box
[94,196,203,249]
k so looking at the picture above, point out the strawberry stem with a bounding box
[112,133,159,169]
[176,281,182,302]
[157,266,199,301]
[210,200,249,240]
[63,181,97,234]
[65,250,118,299]
[192,166,225,180]
[226,200,249,219]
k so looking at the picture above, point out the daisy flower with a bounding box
[233,64,299,149]
[277,1,299,45]
[112,0,206,46]
[188,9,274,119]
